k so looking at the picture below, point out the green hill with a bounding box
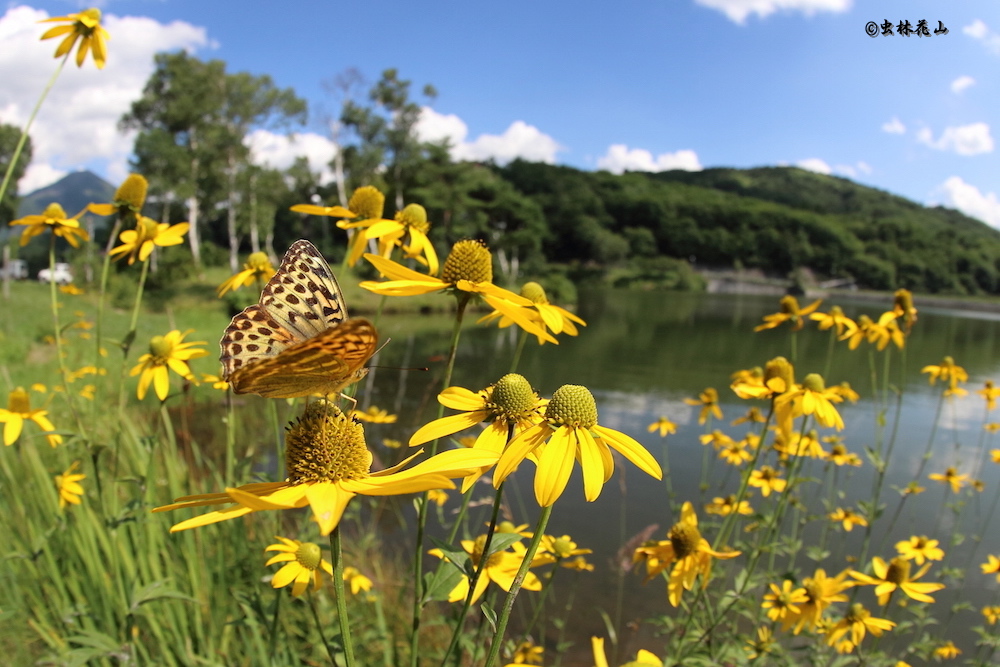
[494,162,1000,294]
[16,170,115,220]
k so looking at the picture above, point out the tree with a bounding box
[0,123,33,226]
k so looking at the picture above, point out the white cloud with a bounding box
[933,176,1000,229]
[597,144,702,174]
[882,117,906,135]
[964,19,1000,55]
[856,161,872,175]
[246,129,338,184]
[694,0,851,24]
[951,75,976,94]
[796,158,831,174]
[19,163,68,193]
[0,6,210,193]
[917,123,994,156]
[416,107,562,164]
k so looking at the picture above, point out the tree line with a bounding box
[6,50,1000,295]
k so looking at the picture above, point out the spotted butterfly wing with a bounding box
[220,240,378,398]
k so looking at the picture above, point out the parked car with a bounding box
[38,263,73,285]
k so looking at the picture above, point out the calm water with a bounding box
[345,290,1000,664]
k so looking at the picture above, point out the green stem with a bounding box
[409,295,469,667]
[92,215,123,421]
[440,482,507,667]
[483,505,553,667]
[509,328,529,374]
[48,234,84,436]
[267,589,282,661]
[0,55,68,206]
[307,590,339,667]
[330,527,356,667]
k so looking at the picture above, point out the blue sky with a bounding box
[3,0,1000,227]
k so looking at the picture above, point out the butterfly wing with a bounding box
[258,240,349,339]
[227,318,378,398]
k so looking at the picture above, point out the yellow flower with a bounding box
[343,566,373,594]
[754,295,822,332]
[895,536,944,565]
[893,288,918,332]
[9,203,89,247]
[38,8,110,69]
[493,385,662,506]
[744,626,775,660]
[503,640,543,666]
[59,284,84,295]
[0,387,61,447]
[849,556,945,605]
[410,374,544,491]
[561,555,594,571]
[928,466,970,493]
[200,374,230,391]
[154,402,499,536]
[825,441,862,467]
[989,425,1000,435]
[130,330,208,401]
[982,605,1000,624]
[699,429,735,450]
[810,305,857,336]
[841,314,873,350]
[478,281,586,345]
[933,641,960,659]
[55,461,85,509]
[109,216,189,264]
[718,438,752,466]
[87,174,148,219]
[731,406,766,426]
[705,494,753,516]
[264,537,333,597]
[901,481,926,496]
[981,554,1000,582]
[774,429,825,459]
[648,416,677,437]
[828,507,868,531]
[825,603,895,650]
[540,534,593,562]
[217,252,276,297]
[748,466,786,497]
[685,387,723,424]
[431,534,544,604]
[784,568,850,633]
[365,203,440,275]
[633,501,740,607]
[350,406,398,424]
[761,579,807,621]
[426,488,448,506]
[773,373,844,431]
[865,311,906,351]
[592,637,661,667]
[978,381,1000,411]
[922,356,969,394]
[361,241,554,342]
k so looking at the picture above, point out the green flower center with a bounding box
[149,335,173,359]
[486,374,538,423]
[802,580,822,604]
[669,522,701,559]
[803,373,826,392]
[137,216,160,243]
[552,537,573,557]
[885,557,910,584]
[520,282,548,305]
[943,356,955,366]
[247,252,271,271]
[42,203,68,221]
[80,8,102,25]
[296,542,322,571]
[764,356,794,390]
[496,521,520,534]
[285,401,372,484]
[441,240,492,285]
[395,203,429,233]
[8,388,30,414]
[348,186,385,220]
[844,602,867,623]
[115,174,148,213]
[545,385,598,429]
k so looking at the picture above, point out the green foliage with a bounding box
[0,122,32,226]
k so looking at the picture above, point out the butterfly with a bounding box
[220,240,378,398]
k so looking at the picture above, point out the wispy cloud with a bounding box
[694,0,851,25]
[916,123,994,156]
[416,107,562,164]
[597,144,702,174]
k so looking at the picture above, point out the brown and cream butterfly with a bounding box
[220,240,378,398]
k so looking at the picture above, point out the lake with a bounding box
[351,289,1000,665]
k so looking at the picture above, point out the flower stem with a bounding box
[509,328,529,373]
[483,505,553,667]
[330,527,356,667]
[0,54,68,206]
[48,234,84,435]
[409,295,469,667]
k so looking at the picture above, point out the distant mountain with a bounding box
[16,170,115,219]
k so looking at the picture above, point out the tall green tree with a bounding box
[0,123,33,226]
[121,52,227,268]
